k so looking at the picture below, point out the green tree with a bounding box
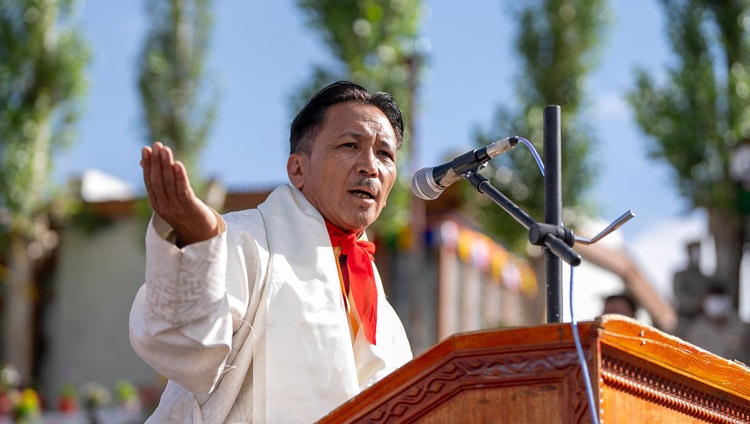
[137,0,217,185]
[628,0,750,305]
[0,0,89,383]
[472,0,608,252]
[464,0,608,322]
[295,0,426,238]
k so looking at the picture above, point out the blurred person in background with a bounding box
[601,293,637,318]
[683,285,750,364]
[672,241,713,321]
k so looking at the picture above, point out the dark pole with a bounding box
[544,105,563,323]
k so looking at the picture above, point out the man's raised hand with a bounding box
[141,142,220,246]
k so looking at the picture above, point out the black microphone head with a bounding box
[411,167,443,200]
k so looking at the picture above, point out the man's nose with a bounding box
[357,149,378,176]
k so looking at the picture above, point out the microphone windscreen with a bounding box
[411,167,443,200]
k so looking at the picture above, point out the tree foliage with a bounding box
[295,0,426,238]
[296,0,422,107]
[629,0,740,207]
[0,0,89,235]
[0,0,89,383]
[137,0,217,180]
[471,0,608,253]
[628,0,750,300]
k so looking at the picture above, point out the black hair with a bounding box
[604,293,637,315]
[289,81,404,154]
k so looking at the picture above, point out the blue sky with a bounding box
[54,1,717,305]
[56,0,686,230]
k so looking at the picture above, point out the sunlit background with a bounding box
[3,0,749,421]
[55,0,728,312]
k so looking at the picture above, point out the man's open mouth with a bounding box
[351,189,375,200]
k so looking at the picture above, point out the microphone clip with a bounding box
[528,223,576,248]
[449,147,492,177]
[451,136,519,177]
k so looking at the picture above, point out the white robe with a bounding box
[129,184,412,423]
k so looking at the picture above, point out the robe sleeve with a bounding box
[129,213,250,397]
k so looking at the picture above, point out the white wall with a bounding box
[43,218,156,400]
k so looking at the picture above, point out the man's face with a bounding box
[287,101,398,234]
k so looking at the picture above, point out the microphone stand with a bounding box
[461,110,636,424]
[544,106,564,323]
[462,105,634,324]
[462,170,581,283]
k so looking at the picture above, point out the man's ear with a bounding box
[287,153,305,189]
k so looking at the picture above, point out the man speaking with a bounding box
[129,81,413,423]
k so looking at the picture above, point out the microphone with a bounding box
[411,136,519,200]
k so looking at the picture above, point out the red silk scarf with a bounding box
[325,221,378,345]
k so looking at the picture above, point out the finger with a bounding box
[158,144,177,205]
[141,146,160,210]
[148,143,171,209]
[173,161,195,203]
[148,143,166,211]
[149,142,175,214]
[141,146,154,180]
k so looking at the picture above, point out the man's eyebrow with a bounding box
[337,130,364,139]
[379,138,397,150]
[336,129,396,147]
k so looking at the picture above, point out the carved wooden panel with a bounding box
[320,323,601,424]
[599,316,750,423]
[359,348,594,423]
[601,355,750,423]
[318,318,750,424]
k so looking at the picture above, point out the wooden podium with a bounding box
[318,316,750,423]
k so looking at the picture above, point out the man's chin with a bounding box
[345,213,377,234]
